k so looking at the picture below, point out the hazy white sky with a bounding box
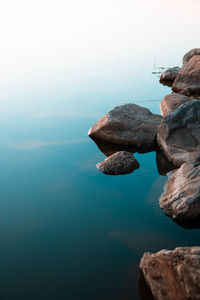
[0,0,199,83]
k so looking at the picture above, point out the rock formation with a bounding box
[160,93,191,116]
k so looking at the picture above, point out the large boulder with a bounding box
[160,93,191,116]
[183,48,200,64]
[157,100,200,167]
[160,162,200,221]
[172,55,200,96]
[88,103,162,153]
[160,67,180,86]
[140,247,200,300]
[96,151,139,175]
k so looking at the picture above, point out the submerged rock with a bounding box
[160,93,191,116]
[172,55,200,96]
[157,100,200,167]
[96,151,139,175]
[160,163,200,221]
[159,67,180,86]
[88,103,162,153]
[182,48,200,64]
[140,247,200,300]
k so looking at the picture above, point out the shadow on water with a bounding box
[156,150,177,176]
[138,271,154,300]
[172,216,200,229]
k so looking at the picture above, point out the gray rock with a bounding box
[157,100,200,167]
[160,93,191,116]
[183,48,200,64]
[160,163,200,221]
[160,67,180,86]
[172,55,200,96]
[88,103,162,153]
[96,151,139,175]
[140,247,200,300]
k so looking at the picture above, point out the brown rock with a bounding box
[140,247,200,300]
[172,55,200,96]
[160,67,180,86]
[160,93,191,116]
[96,151,139,175]
[183,48,200,64]
[160,163,200,221]
[157,100,200,167]
[156,150,176,176]
[88,103,162,153]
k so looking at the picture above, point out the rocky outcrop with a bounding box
[88,103,162,153]
[172,55,200,96]
[159,67,180,86]
[159,162,200,221]
[96,151,139,175]
[160,93,191,116]
[140,247,200,300]
[157,100,200,167]
[183,48,200,64]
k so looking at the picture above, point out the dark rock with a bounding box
[172,55,200,96]
[96,151,139,175]
[160,93,191,116]
[159,67,180,86]
[160,162,200,221]
[156,150,176,176]
[140,247,200,300]
[183,48,200,64]
[88,103,162,153]
[157,100,200,167]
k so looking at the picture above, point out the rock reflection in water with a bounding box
[138,271,154,300]
[156,150,177,176]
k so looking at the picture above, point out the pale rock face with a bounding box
[160,93,191,116]
[140,247,200,300]
[96,151,139,175]
[172,55,200,96]
[182,48,200,64]
[159,163,200,221]
[88,103,162,153]
[157,100,200,167]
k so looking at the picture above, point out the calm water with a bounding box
[0,1,200,299]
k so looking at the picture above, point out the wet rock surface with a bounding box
[159,162,200,221]
[88,103,162,153]
[140,247,200,300]
[183,48,200,64]
[172,55,200,96]
[157,100,200,167]
[160,93,191,116]
[159,67,180,86]
[96,151,139,175]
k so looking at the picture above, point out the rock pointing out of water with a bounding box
[172,55,200,96]
[88,103,162,153]
[140,247,200,300]
[96,151,139,175]
[157,100,200,167]
[160,162,200,221]
[160,93,191,116]
[182,48,200,64]
[159,67,180,86]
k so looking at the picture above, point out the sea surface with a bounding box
[0,1,200,299]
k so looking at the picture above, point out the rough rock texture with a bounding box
[96,151,139,175]
[172,55,200,96]
[157,100,200,167]
[183,48,200,64]
[160,67,180,86]
[88,103,162,153]
[140,247,200,300]
[160,93,191,116]
[159,162,200,221]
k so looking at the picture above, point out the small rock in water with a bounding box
[88,103,162,153]
[182,48,200,64]
[159,162,200,221]
[159,67,180,86]
[160,93,191,116]
[96,151,139,175]
[172,55,200,96]
[140,247,200,300]
[157,100,200,167]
